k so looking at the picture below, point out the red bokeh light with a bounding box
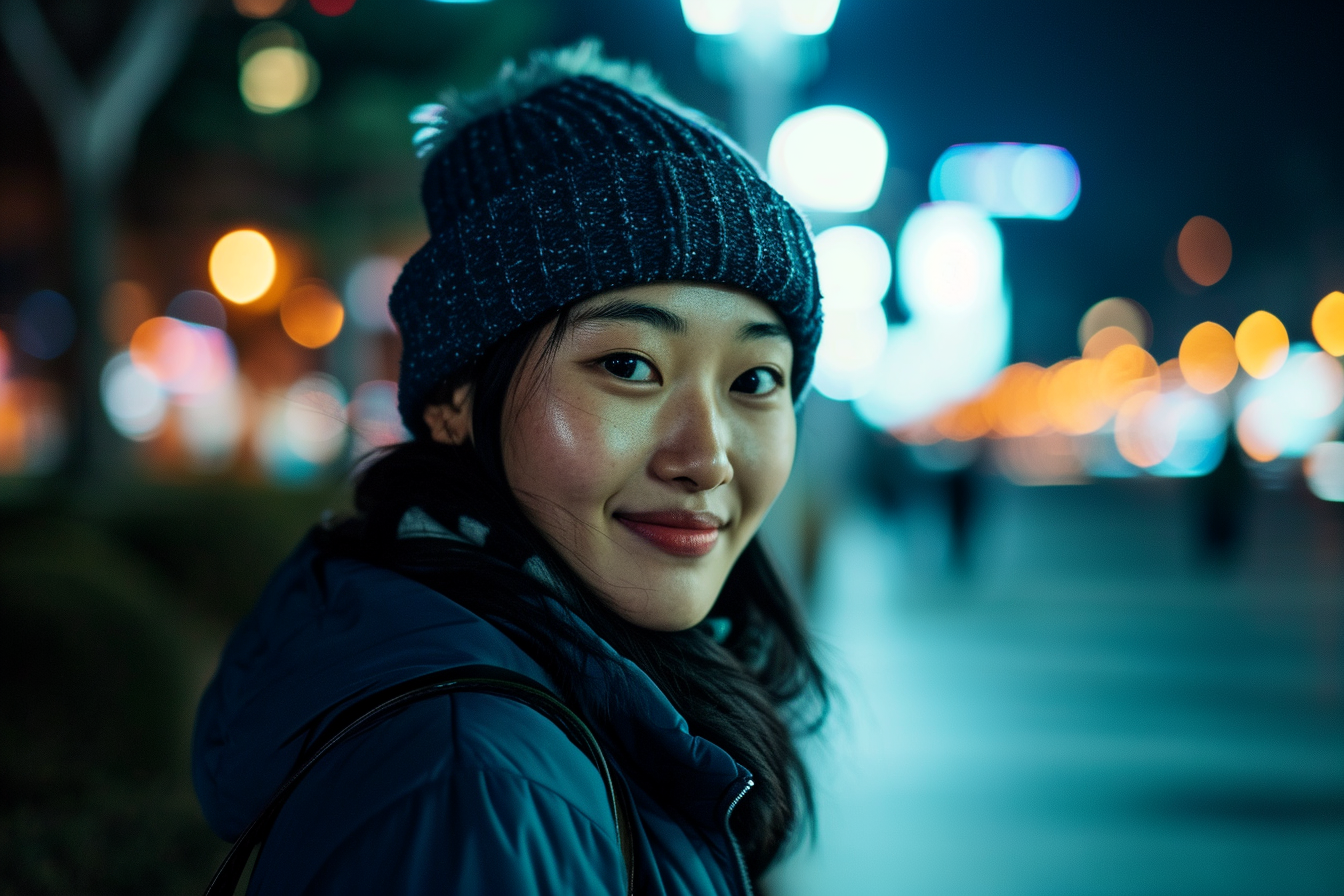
[310,0,356,15]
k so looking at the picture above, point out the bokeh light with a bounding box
[344,255,401,332]
[177,379,245,470]
[680,0,744,33]
[350,380,410,454]
[234,0,289,16]
[814,226,891,312]
[779,0,842,34]
[16,290,76,360]
[255,373,348,482]
[897,202,1003,318]
[857,203,1009,429]
[0,379,65,473]
[1078,297,1149,352]
[768,106,887,213]
[102,281,154,346]
[240,46,319,114]
[310,0,356,14]
[1114,391,1177,468]
[983,363,1048,437]
[1236,398,1281,463]
[1234,344,1344,461]
[1179,321,1238,393]
[1305,441,1344,501]
[166,290,228,330]
[281,282,345,349]
[101,352,168,440]
[930,143,1080,220]
[1097,343,1159,408]
[1311,290,1344,356]
[1082,325,1138,360]
[1042,359,1110,435]
[1176,215,1232,287]
[129,317,238,396]
[0,330,10,379]
[209,229,277,304]
[1235,310,1289,379]
[1151,389,1229,477]
[810,302,888,400]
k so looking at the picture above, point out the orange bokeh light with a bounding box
[1176,215,1232,287]
[983,362,1049,437]
[0,330,10,379]
[1312,291,1344,357]
[234,0,289,16]
[1179,321,1238,393]
[933,400,990,442]
[210,229,277,304]
[1235,310,1289,379]
[280,282,345,349]
[1097,344,1159,408]
[1042,358,1110,434]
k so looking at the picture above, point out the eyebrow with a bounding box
[574,299,791,343]
[573,299,686,333]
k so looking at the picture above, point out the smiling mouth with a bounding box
[614,511,723,558]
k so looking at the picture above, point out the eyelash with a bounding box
[598,353,783,396]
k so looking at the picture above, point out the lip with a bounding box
[614,510,725,558]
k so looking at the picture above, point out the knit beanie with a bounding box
[390,39,822,438]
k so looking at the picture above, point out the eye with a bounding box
[731,367,783,396]
[600,353,657,382]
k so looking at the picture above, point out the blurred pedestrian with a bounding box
[193,39,827,896]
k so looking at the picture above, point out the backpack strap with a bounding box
[203,665,636,896]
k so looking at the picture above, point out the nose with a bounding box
[649,385,733,492]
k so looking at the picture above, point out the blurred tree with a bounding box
[0,0,206,481]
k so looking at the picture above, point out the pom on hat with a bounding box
[410,37,706,159]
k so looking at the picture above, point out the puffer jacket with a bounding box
[192,535,756,895]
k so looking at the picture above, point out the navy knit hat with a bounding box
[390,39,822,438]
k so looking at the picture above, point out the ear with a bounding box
[423,383,475,446]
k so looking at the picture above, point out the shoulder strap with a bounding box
[202,665,636,896]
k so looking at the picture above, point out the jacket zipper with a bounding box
[723,778,755,896]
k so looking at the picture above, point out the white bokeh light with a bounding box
[810,302,889,401]
[779,0,841,34]
[680,0,745,34]
[178,379,245,470]
[768,106,887,213]
[814,225,891,312]
[101,352,168,441]
[854,202,1009,429]
[897,202,1004,319]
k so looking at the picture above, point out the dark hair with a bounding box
[319,306,828,877]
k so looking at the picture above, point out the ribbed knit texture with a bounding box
[391,74,821,437]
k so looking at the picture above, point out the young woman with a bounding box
[193,41,827,896]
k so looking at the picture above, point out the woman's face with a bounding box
[501,282,797,631]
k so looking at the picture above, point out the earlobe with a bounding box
[423,383,475,446]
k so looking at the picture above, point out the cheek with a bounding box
[503,382,649,516]
[736,413,796,520]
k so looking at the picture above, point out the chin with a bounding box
[603,585,717,633]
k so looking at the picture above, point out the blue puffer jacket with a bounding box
[192,536,756,895]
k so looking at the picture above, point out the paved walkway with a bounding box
[770,481,1344,896]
